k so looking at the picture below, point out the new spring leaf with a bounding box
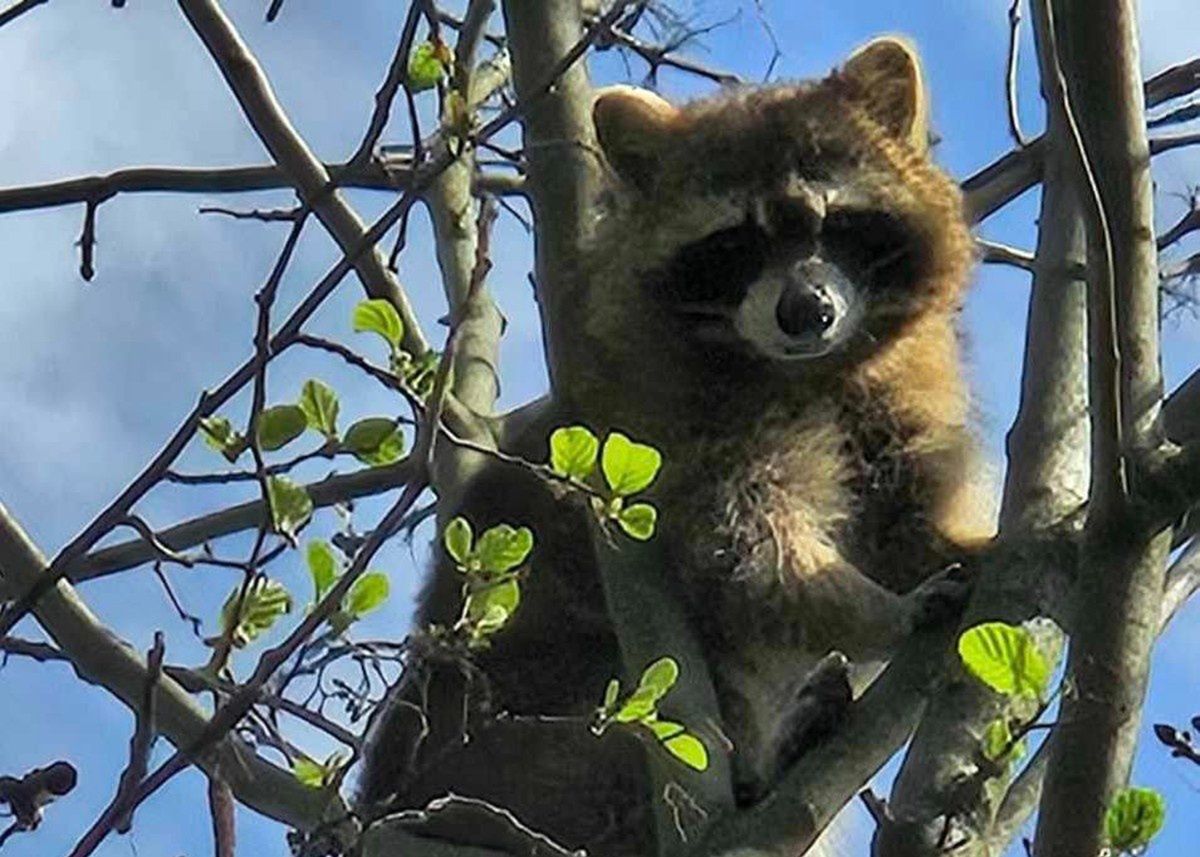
[407,40,448,93]
[475,525,534,574]
[306,539,338,601]
[1105,787,1165,852]
[257,405,308,451]
[267,476,313,541]
[217,577,292,648]
[343,418,405,466]
[444,517,473,565]
[298,379,339,439]
[550,426,599,481]
[346,572,390,617]
[353,299,404,350]
[601,431,662,496]
[199,416,246,463]
[957,622,1050,699]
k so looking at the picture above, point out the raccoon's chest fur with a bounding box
[655,389,945,616]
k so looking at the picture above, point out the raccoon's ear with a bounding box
[839,36,930,154]
[593,86,682,190]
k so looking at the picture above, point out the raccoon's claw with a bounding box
[778,654,852,766]
[908,563,973,629]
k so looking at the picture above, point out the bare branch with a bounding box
[176,0,429,358]
[73,460,412,584]
[346,0,424,167]
[874,2,1094,849]
[1158,202,1200,250]
[1149,131,1200,156]
[0,503,336,829]
[978,237,1036,271]
[962,55,1200,222]
[1032,2,1172,854]
[1005,0,1030,147]
[0,0,48,29]
[0,160,412,214]
[113,632,165,834]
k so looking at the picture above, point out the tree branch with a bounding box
[176,0,429,358]
[0,503,336,830]
[1032,2,1172,854]
[962,55,1200,222]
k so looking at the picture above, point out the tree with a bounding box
[1,1,1199,856]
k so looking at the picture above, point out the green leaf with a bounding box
[1105,787,1166,852]
[980,718,1024,765]
[298,379,339,439]
[199,416,246,463]
[352,299,404,349]
[257,404,308,451]
[475,525,534,573]
[407,41,447,93]
[463,578,521,643]
[638,656,679,697]
[549,426,600,481]
[614,687,660,723]
[306,540,338,601]
[346,571,390,617]
[292,757,325,788]
[957,622,1050,699]
[444,517,473,565]
[343,418,400,456]
[602,678,621,713]
[664,733,709,771]
[354,425,405,467]
[267,476,313,540]
[601,432,662,496]
[646,719,686,741]
[617,503,658,540]
[471,603,510,639]
[292,754,343,788]
[218,577,292,648]
[466,579,521,622]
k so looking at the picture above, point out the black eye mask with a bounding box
[652,217,769,306]
[820,210,922,292]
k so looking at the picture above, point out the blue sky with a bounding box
[1,2,1198,855]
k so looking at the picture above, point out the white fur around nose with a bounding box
[734,275,791,356]
[734,270,852,361]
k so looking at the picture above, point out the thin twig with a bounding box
[0,0,48,28]
[1150,131,1200,156]
[1157,202,1200,250]
[979,237,1036,271]
[346,0,424,167]
[114,632,165,833]
[198,204,301,222]
[1005,0,1030,146]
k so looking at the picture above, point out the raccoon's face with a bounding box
[592,38,964,366]
[647,183,921,362]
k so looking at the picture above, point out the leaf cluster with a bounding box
[442,517,534,648]
[549,426,661,540]
[592,657,709,772]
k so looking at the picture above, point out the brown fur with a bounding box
[359,38,993,855]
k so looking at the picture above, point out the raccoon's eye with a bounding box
[821,211,919,288]
[657,219,768,304]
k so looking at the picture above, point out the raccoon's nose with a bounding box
[776,285,836,337]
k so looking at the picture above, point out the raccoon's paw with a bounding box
[907,562,973,630]
[735,652,853,806]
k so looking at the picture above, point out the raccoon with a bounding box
[358,36,993,855]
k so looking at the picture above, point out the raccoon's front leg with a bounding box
[716,554,967,799]
[791,555,969,661]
